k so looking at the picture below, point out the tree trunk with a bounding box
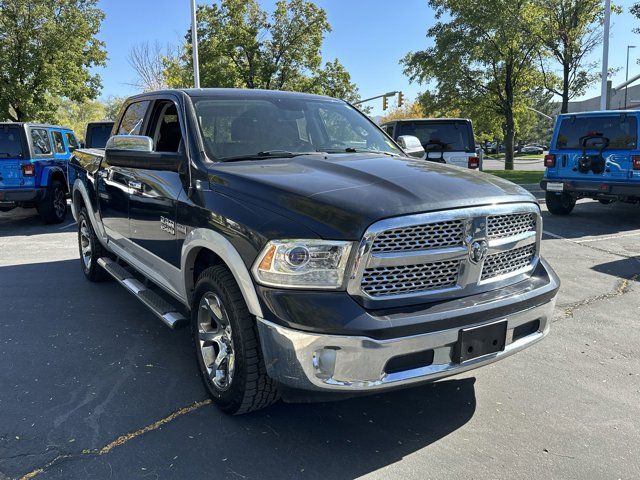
[560,62,570,114]
[504,62,515,170]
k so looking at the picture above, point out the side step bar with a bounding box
[97,257,188,329]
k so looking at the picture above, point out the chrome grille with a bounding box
[361,260,460,297]
[349,203,541,304]
[481,245,536,281]
[371,219,465,253]
[487,213,536,239]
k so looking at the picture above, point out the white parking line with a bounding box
[575,231,640,243]
[542,230,567,240]
[57,221,76,231]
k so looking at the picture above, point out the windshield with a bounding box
[556,115,637,150]
[191,95,403,160]
[0,127,24,158]
[396,121,473,152]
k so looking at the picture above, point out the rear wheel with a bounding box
[77,208,110,282]
[192,265,279,414]
[37,180,67,224]
[545,191,576,215]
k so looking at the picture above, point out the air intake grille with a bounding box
[487,213,536,239]
[371,219,465,253]
[361,260,460,297]
[481,245,536,281]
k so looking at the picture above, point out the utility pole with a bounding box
[600,0,611,110]
[625,45,636,109]
[190,0,200,88]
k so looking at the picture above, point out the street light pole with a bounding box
[625,45,636,109]
[600,0,611,110]
[190,0,200,88]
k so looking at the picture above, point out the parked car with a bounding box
[84,121,114,149]
[541,110,640,215]
[0,122,78,223]
[380,118,481,169]
[519,145,544,155]
[70,88,559,414]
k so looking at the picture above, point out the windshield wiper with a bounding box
[319,147,399,157]
[218,150,319,162]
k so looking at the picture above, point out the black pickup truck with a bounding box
[69,89,559,414]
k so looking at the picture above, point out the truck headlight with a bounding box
[252,240,353,289]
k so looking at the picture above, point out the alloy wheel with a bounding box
[79,219,92,270]
[197,292,235,391]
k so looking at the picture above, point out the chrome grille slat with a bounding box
[487,213,536,239]
[481,245,536,281]
[371,219,465,253]
[361,260,460,297]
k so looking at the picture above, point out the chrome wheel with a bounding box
[53,187,66,219]
[197,293,235,391]
[79,219,92,270]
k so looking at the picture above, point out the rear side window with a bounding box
[30,128,52,155]
[86,125,111,148]
[52,131,66,153]
[65,132,79,150]
[0,127,24,158]
[382,124,395,137]
[397,121,473,152]
[556,115,638,150]
[117,101,150,135]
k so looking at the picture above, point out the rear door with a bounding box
[548,113,639,184]
[0,125,28,193]
[97,100,151,244]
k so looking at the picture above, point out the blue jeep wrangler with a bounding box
[541,111,640,215]
[0,123,79,223]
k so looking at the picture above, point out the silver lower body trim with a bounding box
[257,298,555,392]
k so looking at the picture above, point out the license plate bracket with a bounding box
[546,182,564,192]
[453,320,507,363]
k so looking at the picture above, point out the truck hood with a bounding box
[208,153,536,239]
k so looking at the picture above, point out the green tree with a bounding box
[533,0,607,114]
[402,0,544,169]
[165,0,360,102]
[0,0,106,122]
[53,98,106,142]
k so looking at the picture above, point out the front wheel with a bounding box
[192,265,279,414]
[37,180,67,224]
[77,208,110,282]
[545,191,576,215]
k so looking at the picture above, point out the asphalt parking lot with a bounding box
[1,192,639,480]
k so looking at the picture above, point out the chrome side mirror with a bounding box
[397,135,425,158]
[105,135,153,152]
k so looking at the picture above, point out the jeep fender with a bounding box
[40,166,67,190]
[182,228,263,318]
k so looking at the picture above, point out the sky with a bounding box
[95,0,640,116]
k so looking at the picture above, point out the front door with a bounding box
[128,99,188,269]
[96,100,151,244]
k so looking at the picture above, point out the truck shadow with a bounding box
[0,205,75,237]
[0,258,476,479]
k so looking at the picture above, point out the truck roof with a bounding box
[0,122,74,130]
[381,118,472,124]
[125,88,339,103]
[557,110,640,118]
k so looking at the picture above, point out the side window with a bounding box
[30,128,52,155]
[52,131,66,153]
[382,124,394,137]
[150,102,183,153]
[117,101,150,136]
[65,132,79,151]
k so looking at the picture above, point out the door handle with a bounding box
[128,180,142,191]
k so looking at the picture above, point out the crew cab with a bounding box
[0,123,78,223]
[69,89,559,414]
[541,110,640,214]
[380,118,481,169]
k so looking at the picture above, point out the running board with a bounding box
[97,257,188,329]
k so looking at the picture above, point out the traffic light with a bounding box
[398,91,404,108]
[382,95,388,111]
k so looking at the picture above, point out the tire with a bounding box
[192,265,279,414]
[598,198,615,205]
[545,191,576,215]
[37,180,67,224]
[77,208,110,282]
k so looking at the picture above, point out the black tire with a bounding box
[77,208,110,282]
[545,191,576,215]
[192,265,279,414]
[37,180,67,224]
[598,198,615,205]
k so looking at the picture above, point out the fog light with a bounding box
[312,348,337,379]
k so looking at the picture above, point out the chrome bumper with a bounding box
[257,298,555,392]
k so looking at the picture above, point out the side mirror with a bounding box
[104,135,183,172]
[397,135,425,159]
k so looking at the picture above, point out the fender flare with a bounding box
[40,166,67,190]
[181,228,263,318]
[71,178,107,242]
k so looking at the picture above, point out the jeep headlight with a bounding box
[252,240,353,289]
